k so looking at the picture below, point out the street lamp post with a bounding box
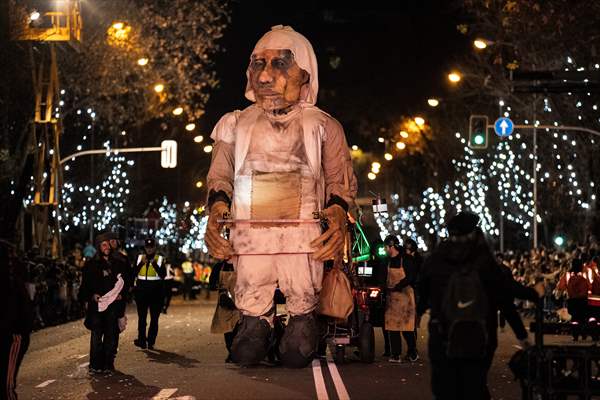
[61,142,178,242]
[532,95,539,249]
[90,123,95,242]
[498,102,505,253]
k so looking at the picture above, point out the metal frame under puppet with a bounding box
[206,25,357,368]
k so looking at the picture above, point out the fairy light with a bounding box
[154,197,178,245]
[53,97,133,233]
[62,154,132,232]
[375,83,598,245]
[181,213,209,254]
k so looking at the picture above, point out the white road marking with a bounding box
[153,388,178,399]
[311,359,329,400]
[36,379,56,388]
[67,353,88,360]
[326,351,351,400]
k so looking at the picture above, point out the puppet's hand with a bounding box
[205,201,233,260]
[310,204,347,261]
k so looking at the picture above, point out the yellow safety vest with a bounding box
[137,254,164,280]
[182,261,194,274]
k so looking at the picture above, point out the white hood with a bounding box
[245,25,319,106]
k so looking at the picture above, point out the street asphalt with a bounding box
[17,296,575,399]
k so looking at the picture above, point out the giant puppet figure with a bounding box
[206,25,357,368]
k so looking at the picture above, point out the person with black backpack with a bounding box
[417,211,544,400]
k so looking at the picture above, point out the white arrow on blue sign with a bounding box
[494,117,514,137]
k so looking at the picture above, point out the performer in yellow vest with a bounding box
[181,258,196,300]
[201,264,212,300]
[133,238,165,350]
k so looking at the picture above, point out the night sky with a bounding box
[205,0,467,118]
[145,0,469,209]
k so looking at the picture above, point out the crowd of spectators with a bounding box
[22,254,85,329]
[496,236,600,329]
[18,243,214,330]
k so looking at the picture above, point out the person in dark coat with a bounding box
[403,240,422,289]
[108,232,132,356]
[0,239,33,400]
[79,232,130,374]
[417,212,543,400]
[370,244,391,356]
[133,238,166,350]
[499,263,530,346]
[404,238,423,343]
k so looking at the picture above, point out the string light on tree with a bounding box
[154,196,178,246]
[375,64,598,246]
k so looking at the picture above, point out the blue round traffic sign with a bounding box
[494,117,514,137]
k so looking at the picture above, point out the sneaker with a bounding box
[88,368,103,375]
[405,353,419,363]
[388,356,402,363]
[147,344,155,350]
[134,339,147,349]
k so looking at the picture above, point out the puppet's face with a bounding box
[249,49,308,111]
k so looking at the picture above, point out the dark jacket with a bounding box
[391,254,419,292]
[499,264,528,340]
[417,234,538,345]
[110,251,132,317]
[79,254,129,313]
[1,257,34,337]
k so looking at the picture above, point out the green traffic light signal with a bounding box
[469,115,489,149]
[473,133,485,146]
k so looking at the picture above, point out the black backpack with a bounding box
[442,265,489,359]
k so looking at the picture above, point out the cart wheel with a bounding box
[334,345,345,364]
[359,322,375,363]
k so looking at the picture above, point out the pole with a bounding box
[532,95,538,249]
[60,147,163,165]
[384,139,391,199]
[89,123,94,243]
[510,124,600,137]
[499,102,505,253]
[59,145,169,243]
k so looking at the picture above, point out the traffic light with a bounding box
[468,115,489,149]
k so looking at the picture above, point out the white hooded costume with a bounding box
[207,25,357,318]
